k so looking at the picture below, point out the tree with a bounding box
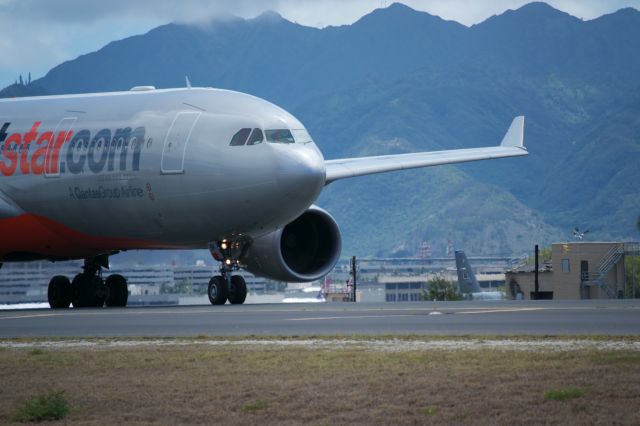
[523,246,552,265]
[424,276,463,301]
[625,255,640,299]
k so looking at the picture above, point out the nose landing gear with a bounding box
[228,275,247,305]
[207,239,249,305]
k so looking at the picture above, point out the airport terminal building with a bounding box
[506,242,640,300]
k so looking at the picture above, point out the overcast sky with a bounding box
[0,0,638,88]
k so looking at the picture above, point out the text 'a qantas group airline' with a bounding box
[0,85,527,308]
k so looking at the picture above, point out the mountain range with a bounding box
[2,2,639,259]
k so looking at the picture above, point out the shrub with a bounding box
[420,405,438,416]
[544,388,585,401]
[242,399,269,413]
[12,390,69,422]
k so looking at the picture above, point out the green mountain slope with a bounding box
[3,2,638,256]
[320,167,562,257]
[534,94,640,240]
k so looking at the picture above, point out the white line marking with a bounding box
[286,314,416,321]
[0,307,545,321]
[0,313,59,320]
[286,308,546,321]
[0,309,218,320]
[458,308,546,315]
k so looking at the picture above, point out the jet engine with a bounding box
[242,206,341,283]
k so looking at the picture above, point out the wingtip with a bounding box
[500,116,525,149]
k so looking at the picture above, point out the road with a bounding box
[1,300,639,338]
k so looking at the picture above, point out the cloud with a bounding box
[403,0,640,25]
[1,0,637,26]
[0,0,276,23]
[0,0,637,86]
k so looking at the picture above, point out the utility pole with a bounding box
[534,244,539,294]
[351,256,357,302]
[633,254,637,299]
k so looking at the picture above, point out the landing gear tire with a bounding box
[105,274,128,307]
[71,274,105,308]
[228,275,247,305]
[48,275,72,309]
[208,276,228,305]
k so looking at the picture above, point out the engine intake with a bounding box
[242,206,341,282]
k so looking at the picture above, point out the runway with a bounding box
[1,300,640,338]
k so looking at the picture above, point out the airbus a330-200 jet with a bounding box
[0,86,527,308]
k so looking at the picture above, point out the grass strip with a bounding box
[1,344,639,424]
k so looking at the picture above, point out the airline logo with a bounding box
[0,121,146,176]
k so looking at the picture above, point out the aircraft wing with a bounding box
[324,116,526,184]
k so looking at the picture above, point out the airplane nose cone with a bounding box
[274,145,325,206]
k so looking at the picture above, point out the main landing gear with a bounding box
[207,239,248,305]
[47,255,129,309]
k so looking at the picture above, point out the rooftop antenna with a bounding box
[185,76,192,89]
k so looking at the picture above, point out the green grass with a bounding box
[420,405,438,416]
[12,390,69,422]
[242,400,269,413]
[545,388,585,401]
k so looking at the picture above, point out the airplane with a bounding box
[0,86,526,309]
[573,227,589,240]
[454,250,505,300]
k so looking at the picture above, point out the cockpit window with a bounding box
[291,129,312,143]
[230,128,251,146]
[265,129,295,144]
[246,128,264,145]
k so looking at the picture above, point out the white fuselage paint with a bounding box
[0,88,325,259]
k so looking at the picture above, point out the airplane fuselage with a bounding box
[0,88,325,262]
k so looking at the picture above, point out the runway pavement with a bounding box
[1,300,640,338]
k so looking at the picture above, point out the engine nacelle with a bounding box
[242,206,342,283]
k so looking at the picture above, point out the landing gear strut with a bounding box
[46,255,129,309]
[207,239,248,305]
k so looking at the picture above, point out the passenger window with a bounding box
[246,128,264,146]
[229,128,251,146]
[265,129,295,144]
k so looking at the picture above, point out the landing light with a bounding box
[221,242,228,250]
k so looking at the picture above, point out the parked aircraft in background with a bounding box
[0,86,526,308]
[455,250,505,300]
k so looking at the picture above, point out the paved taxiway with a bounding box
[1,300,639,338]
